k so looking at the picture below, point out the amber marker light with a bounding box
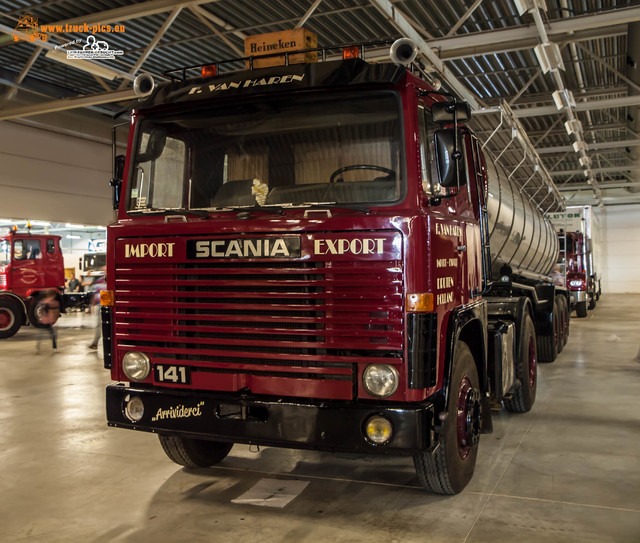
[342,46,360,60]
[201,64,217,77]
[100,290,115,307]
[406,293,434,312]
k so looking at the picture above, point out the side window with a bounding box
[14,240,42,260]
[47,239,56,254]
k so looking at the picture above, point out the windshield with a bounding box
[127,91,404,211]
[0,240,9,266]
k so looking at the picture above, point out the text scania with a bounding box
[314,238,385,256]
[194,238,295,258]
[125,242,175,258]
[188,74,305,95]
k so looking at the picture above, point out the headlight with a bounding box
[362,364,399,398]
[122,351,150,382]
[364,415,393,444]
[569,280,584,288]
[124,395,144,422]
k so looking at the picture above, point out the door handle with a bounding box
[457,245,467,252]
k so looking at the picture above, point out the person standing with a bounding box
[67,273,80,293]
[36,290,61,351]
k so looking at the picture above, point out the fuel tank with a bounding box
[485,157,558,282]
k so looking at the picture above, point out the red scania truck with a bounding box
[0,228,65,338]
[103,39,569,494]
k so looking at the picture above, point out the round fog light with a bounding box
[365,416,393,444]
[362,364,399,398]
[122,351,150,382]
[124,395,144,422]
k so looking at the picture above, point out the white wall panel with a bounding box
[0,121,115,225]
[601,204,640,293]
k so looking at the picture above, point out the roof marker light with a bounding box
[342,46,360,60]
[202,65,217,78]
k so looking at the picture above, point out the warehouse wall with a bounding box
[601,204,640,294]
[0,118,116,225]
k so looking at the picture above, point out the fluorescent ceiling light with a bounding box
[66,234,81,239]
[45,49,120,81]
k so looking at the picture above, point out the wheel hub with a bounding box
[456,377,482,459]
[0,309,14,330]
[528,336,537,388]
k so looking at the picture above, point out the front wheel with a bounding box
[158,435,233,468]
[0,299,23,339]
[576,300,587,318]
[413,341,481,494]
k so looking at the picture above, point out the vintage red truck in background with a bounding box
[560,230,600,317]
[103,37,570,494]
[0,228,65,338]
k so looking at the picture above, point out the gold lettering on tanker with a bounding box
[313,238,384,256]
[151,401,205,422]
[125,242,175,258]
[436,258,458,268]
[436,275,455,306]
[435,222,462,239]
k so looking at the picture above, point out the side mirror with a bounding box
[110,154,125,211]
[431,101,471,123]
[137,127,166,163]
[434,129,466,188]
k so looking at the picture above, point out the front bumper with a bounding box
[570,290,587,304]
[107,384,434,455]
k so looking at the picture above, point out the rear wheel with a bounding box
[576,300,587,318]
[537,304,558,363]
[158,435,233,468]
[413,341,481,494]
[504,314,537,413]
[0,299,22,339]
[588,296,596,310]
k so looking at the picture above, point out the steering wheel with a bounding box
[329,164,396,183]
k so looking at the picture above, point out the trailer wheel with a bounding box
[537,305,558,363]
[558,296,569,346]
[554,298,564,354]
[504,314,537,413]
[576,300,587,318]
[0,299,23,339]
[413,341,480,494]
[158,435,233,468]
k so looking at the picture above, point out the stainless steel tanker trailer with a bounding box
[484,153,569,365]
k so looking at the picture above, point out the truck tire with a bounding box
[588,297,596,310]
[158,435,233,468]
[537,306,558,363]
[27,295,49,329]
[0,299,23,339]
[413,341,480,494]
[576,300,587,318]
[558,296,569,346]
[504,314,537,413]
[554,298,564,354]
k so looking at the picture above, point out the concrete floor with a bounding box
[1,295,639,543]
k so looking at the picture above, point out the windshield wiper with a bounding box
[207,205,284,215]
[297,202,371,213]
[130,208,209,218]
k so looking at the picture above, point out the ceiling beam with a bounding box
[476,95,640,118]
[551,166,640,177]
[537,139,640,154]
[0,87,144,121]
[558,181,640,191]
[427,6,640,60]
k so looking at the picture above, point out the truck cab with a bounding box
[0,229,65,338]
